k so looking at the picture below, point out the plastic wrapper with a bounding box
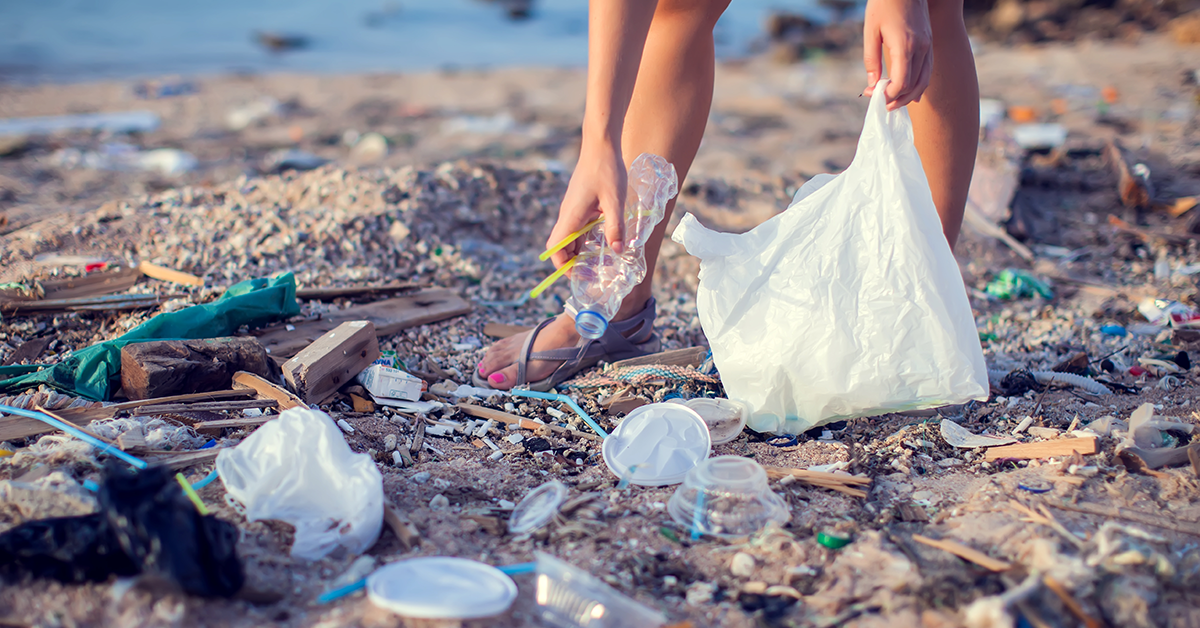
[673,79,988,434]
[216,408,383,560]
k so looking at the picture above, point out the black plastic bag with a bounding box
[0,464,243,597]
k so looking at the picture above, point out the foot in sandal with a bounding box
[474,297,660,391]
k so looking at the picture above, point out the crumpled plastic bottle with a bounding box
[567,153,678,338]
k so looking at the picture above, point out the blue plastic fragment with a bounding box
[1100,324,1128,337]
[766,434,799,448]
[192,469,219,490]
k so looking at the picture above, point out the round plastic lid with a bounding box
[509,479,569,534]
[602,403,711,486]
[367,557,517,619]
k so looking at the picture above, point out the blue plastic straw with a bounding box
[690,490,707,540]
[192,468,219,489]
[317,579,365,604]
[510,390,608,438]
[498,561,536,575]
[0,404,147,469]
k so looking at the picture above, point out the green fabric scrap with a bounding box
[984,269,1054,300]
[0,273,299,401]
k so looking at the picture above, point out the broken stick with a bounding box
[911,534,1012,572]
[232,371,308,410]
[983,436,1097,461]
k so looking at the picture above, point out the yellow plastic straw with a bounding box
[528,257,577,299]
[538,217,604,262]
[175,472,211,516]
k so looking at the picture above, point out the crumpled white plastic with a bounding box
[673,79,988,434]
[216,408,383,560]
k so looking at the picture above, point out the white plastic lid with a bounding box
[367,557,518,619]
[602,403,711,486]
[509,480,569,534]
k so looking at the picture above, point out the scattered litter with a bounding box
[357,364,424,402]
[985,269,1054,300]
[0,464,242,597]
[816,531,852,550]
[0,111,160,137]
[216,408,383,560]
[508,480,568,534]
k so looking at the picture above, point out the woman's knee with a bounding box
[654,0,731,30]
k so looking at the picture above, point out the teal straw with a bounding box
[510,389,608,438]
[0,404,147,469]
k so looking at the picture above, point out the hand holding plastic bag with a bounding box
[217,408,383,560]
[673,79,987,435]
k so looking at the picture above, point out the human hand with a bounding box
[546,139,627,268]
[862,0,933,111]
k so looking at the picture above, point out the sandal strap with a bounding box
[516,317,557,386]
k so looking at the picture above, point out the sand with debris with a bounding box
[2,33,1200,628]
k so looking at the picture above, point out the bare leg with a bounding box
[478,0,729,389]
[907,0,978,248]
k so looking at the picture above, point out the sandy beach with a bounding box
[2,23,1200,628]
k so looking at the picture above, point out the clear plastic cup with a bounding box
[509,480,568,534]
[683,398,747,445]
[667,455,789,538]
[533,552,666,628]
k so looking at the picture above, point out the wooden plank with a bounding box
[137,260,204,287]
[0,293,173,314]
[911,534,1012,572]
[55,390,252,423]
[146,448,222,471]
[120,337,275,400]
[983,436,1097,461]
[39,267,141,300]
[134,399,278,414]
[612,346,708,369]
[250,288,472,359]
[193,416,273,435]
[482,323,531,339]
[232,371,308,410]
[456,403,602,442]
[282,320,380,404]
[1,337,50,366]
[296,282,420,301]
[763,465,872,498]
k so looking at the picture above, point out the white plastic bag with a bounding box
[216,408,384,560]
[673,79,988,435]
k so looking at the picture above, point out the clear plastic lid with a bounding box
[601,403,710,486]
[509,480,569,534]
[367,557,518,619]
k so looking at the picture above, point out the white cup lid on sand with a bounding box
[367,557,518,619]
[602,402,711,486]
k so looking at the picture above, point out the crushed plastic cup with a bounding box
[367,557,518,620]
[666,456,789,538]
[681,398,747,445]
[509,479,569,534]
[534,552,666,628]
[601,402,710,486]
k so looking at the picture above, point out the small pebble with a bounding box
[730,552,756,578]
[384,434,398,451]
[429,494,450,510]
[412,471,431,484]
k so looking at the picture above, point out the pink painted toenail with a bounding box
[488,373,506,385]
[477,363,486,375]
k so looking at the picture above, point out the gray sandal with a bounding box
[474,298,661,392]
